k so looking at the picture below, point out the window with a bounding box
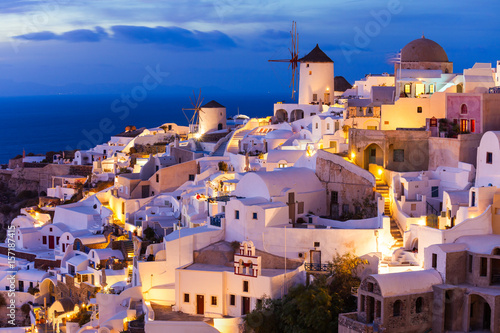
[415,297,423,313]
[460,119,468,132]
[297,202,304,214]
[432,253,437,268]
[68,264,75,276]
[243,281,249,292]
[360,295,365,311]
[235,210,240,219]
[470,119,476,133]
[367,126,377,130]
[342,204,349,214]
[312,94,317,102]
[460,104,468,115]
[309,71,312,75]
[480,257,487,276]
[306,64,309,68]
[367,282,374,292]
[468,255,473,273]
[156,165,159,171]
[487,152,493,164]
[278,163,287,168]
[49,227,53,232]
[315,122,319,129]
[417,106,422,113]
[314,242,320,247]
[429,84,435,94]
[404,84,411,94]
[184,293,189,303]
[230,294,236,306]
[42,236,47,245]
[431,186,439,198]
[188,174,195,181]
[326,123,330,130]
[393,300,402,317]
[156,174,159,183]
[211,296,217,306]
[252,212,257,220]
[256,299,263,309]
[393,149,404,162]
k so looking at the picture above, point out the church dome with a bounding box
[401,36,448,63]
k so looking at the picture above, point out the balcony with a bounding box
[304,263,333,272]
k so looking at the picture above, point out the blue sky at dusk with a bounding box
[0,0,498,97]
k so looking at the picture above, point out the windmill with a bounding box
[182,90,204,139]
[268,21,299,100]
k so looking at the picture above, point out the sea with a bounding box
[0,93,281,164]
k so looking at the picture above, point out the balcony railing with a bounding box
[304,263,333,272]
[210,214,224,227]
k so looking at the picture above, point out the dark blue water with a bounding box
[0,93,280,163]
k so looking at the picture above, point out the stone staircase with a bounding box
[226,128,253,154]
[375,179,403,250]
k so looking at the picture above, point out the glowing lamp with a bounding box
[378,168,383,176]
[351,152,356,160]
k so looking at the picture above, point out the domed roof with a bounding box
[401,36,448,63]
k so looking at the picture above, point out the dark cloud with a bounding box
[14,25,237,49]
[110,25,236,49]
[14,27,107,42]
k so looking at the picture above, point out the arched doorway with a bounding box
[469,294,491,331]
[275,109,288,123]
[290,109,304,122]
[363,143,384,170]
[218,123,223,130]
[39,278,57,305]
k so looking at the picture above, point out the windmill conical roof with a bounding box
[202,100,225,108]
[299,44,333,63]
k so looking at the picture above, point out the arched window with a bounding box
[393,300,402,317]
[415,297,423,313]
[461,104,468,115]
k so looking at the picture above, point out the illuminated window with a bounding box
[278,163,287,168]
[470,119,476,133]
[404,84,411,94]
[460,119,468,132]
[429,84,435,94]
[309,71,312,75]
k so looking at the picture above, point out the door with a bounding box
[142,185,150,198]
[310,250,321,270]
[369,148,376,164]
[242,296,251,315]
[196,295,204,315]
[19,280,24,292]
[288,192,295,223]
[324,92,330,104]
[49,236,55,249]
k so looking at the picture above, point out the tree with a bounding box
[244,252,366,333]
[218,161,228,172]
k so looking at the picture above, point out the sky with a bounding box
[0,0,498,98]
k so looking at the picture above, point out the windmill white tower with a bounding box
[298,44,334,105]
[199,100,226,135]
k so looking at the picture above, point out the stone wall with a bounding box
[55,275,99,305]
[316,150,376,219]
